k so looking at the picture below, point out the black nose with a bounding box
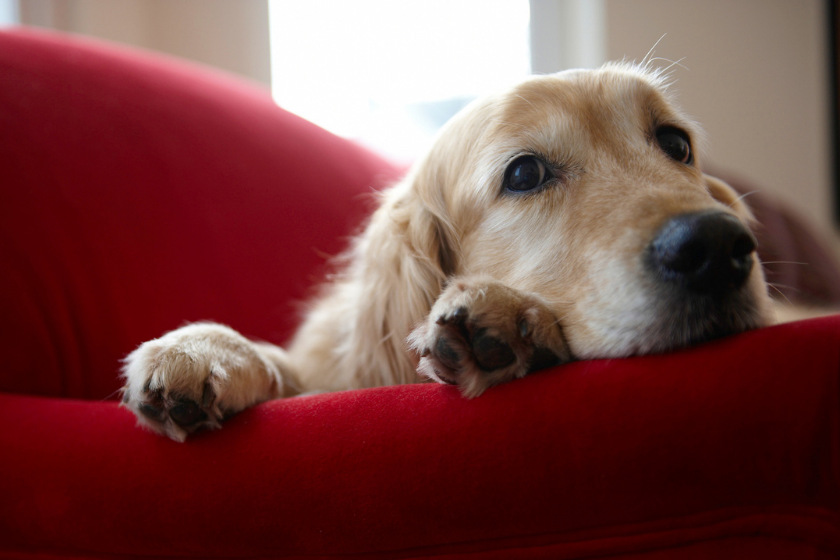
[646,210,757,294]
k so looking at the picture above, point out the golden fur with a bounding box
[121,63,775,441]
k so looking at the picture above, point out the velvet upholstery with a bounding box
[1,28,840,559]
[0,27,401,401]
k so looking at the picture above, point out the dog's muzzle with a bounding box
[646,210,757,295]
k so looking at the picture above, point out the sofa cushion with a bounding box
[3,27,840,560]
[0,28,401,400]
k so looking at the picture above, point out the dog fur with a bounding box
[121,62,776,442]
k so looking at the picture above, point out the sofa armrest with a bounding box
[3,316,840,559]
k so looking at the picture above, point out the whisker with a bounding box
[732,190,758,205]
[767,283,793,306]
[767,283,804,307]
[768,282,801,292]
[761,261,809,266]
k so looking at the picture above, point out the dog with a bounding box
[120,62,776,442]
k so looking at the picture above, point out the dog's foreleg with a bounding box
[120,322,299,441]
[409,276,572,398]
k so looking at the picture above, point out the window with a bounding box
[268,0,531,162]
[0,0,18,27]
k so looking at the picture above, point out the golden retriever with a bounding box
[121,62,775,441]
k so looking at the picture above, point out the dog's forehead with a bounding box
[494,65,685,140]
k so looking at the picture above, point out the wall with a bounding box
[16,0,835,242]
[18,0,271,87]
[606,0,833,240]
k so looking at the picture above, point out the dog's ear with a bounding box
[336,178,455,378]
[403,191,457,277]
[704,174,756,223]
[365,179,456,298]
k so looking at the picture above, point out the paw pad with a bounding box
[124,380,222,442]
[409,279,571,398]
[471,328,516,371]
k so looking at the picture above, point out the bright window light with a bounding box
[0,0,18,26]
[268,0,530,162]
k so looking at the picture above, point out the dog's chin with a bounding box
[640,287,770,355]
[570,286,771,361]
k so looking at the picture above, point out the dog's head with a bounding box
[408,63,774,359]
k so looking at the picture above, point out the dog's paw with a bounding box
[120,323,283,442]
[409,278,571,397]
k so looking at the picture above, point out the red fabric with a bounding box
[0,28,401,400]
[2,316,840,558]
[2,28,840,559]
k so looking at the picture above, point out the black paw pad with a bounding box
[471,329,516,371]
[138,389,166,422]
[435,336,464,372]
[138,402,165,422]
[169,400,208,427]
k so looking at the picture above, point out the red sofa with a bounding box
[2,28,840,559]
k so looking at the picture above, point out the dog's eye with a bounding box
[656,127,693,165]
[504,156,551,192]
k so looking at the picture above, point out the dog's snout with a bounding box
[647,210,756,294]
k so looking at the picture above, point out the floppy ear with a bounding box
[320,175,455,385]
[384,180,457,280]
[704,174,756,223]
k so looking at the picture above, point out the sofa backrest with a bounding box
[0,29,402,400]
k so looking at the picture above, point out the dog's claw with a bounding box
[451,306,468,321]
[201,382,215,407]
[437,306,468,326]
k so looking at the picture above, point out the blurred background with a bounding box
[1,0,836,252]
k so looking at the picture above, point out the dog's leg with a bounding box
[409,277,571,397]
[120,323,298,442]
